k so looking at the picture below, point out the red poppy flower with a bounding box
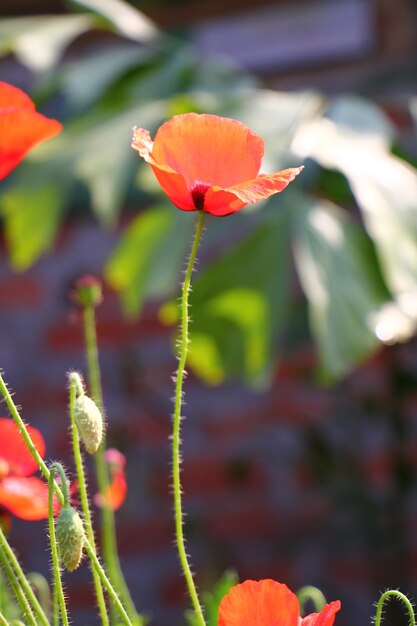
[218,579,340,626]
[0,81,62,181]
[94,448,127,511]
[0,418,50,520]
[131,113,303,217]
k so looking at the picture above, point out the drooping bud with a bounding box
[56,506,85,572]
[68,371,84,398]
[72,275,103,309]
[74,394,103,454]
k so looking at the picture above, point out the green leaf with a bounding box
[0,170,69,270]
[0,15,93,71]
[185,569,239,626]
[70,0,159,42]
[293,109,417,346]
[60,45,151,112]
[183,213,291,386]
[64,101,165,225]
[235,89,323,169]
[292,199,390,381]
[105,206,190,317]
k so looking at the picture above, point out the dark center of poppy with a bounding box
[191,180,211,210]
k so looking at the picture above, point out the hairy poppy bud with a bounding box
[73,275,103,308]
[74,394,103,454]
[56,507,84,572]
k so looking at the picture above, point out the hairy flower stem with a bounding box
[82,306,139,623]
[48,464,70,626]
[0,536,36,626]
[0,372,131,625]
[172,210,206,626]
[84,540,132,626]
[69,377,109,626]
[0,527,48,626]
[374,589,416,626]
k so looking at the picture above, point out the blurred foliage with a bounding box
[185,569,238,626]
[1,0,417,384]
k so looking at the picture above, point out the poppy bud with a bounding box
[56,506,84,572]
[74,394,103,454]
[73,275,103,308]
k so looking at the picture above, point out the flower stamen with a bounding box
[191,180,211,210]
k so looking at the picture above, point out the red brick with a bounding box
[159,573,188,606]
[202,409,260,440]
[265,383,334,426]
[274,346,318,381]
[133,413,172,446]
[45,307,170,351]
[327,556,373,586]
[204,501,280,542]
[66,581,96,609]
[0,274,43,307]
[116,516,172,555]
[152,457,266,499]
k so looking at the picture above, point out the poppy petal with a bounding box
[218,579,299,626]
[301,601,341,626]
[151,113,264,188]
[0,82,35,110]
[95,470,127,510]
[0,107,62,180]
[132,126,196,211]
[204,166,304,216]
[94,448,127,510]
[0,418,45,477]
[0,476,50,520]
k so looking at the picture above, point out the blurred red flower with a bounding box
[132,113,303,217]
[0,418,50,520]
[218,579,340,626]
[0,81,62,180]
[94,448,127,511]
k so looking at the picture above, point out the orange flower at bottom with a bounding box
[132,113,303,217]
[0,418,50,520]
[218,580,340,626]
[0,81,62,180]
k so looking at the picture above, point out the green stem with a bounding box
[172,210,206,626]
[82,306,138,621]
[0,530,38,626]
[48,465,69,626]
[52,583,58,626]
[375,589,416,626]
[68,377,109,626]
[0,612,8,626]
[297,585,326,615]
[83,540,132,626]
[0,372,130,621]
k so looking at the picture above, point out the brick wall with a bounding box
[2,218,417,626]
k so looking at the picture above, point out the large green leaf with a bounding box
[293,104,417,344]
[0,15,93,71]
[105,206,191,317]
[70,0,159,42]
[60,45,152,112]
[292,199,390,381]
[162,211,292,386]
[0,169,70,270]
[52,101,166,225]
